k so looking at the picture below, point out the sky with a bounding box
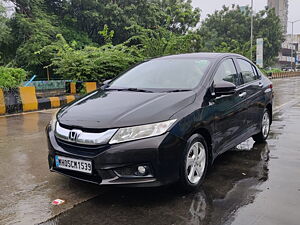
[192,0,300,34]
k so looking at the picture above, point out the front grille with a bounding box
[59,122,108,133]
[56,137,109,156]
[55,122,117,147]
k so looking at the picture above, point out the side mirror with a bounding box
[102,79,112,88]
[214,81,236,96]
[103,79,112,85]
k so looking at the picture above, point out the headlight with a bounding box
[49,110,58,131]
[109,119,176,144]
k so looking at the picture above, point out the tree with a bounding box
[126,25,200,58]
[2,0,93,76]
[254,9,284,66]
[159,0,201,34]
[42,0,200,43]
[198,5,284,67]
[0,0,284,79]
[0,3,12,64]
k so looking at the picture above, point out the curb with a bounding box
[0,87,80,115]
[65,82,98,94]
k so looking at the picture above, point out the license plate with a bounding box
[55,155,92,174]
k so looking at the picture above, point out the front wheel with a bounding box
[252,109,271,143]
[179,134,209,192]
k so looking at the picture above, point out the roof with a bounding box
[154,52,243,60]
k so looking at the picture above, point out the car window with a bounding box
[109,58,212,90]
[252,65,262,78]
[214,59,238,85]
[237,59,258,83]
[252,65,259,77]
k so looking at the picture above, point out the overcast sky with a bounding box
[192,0,300,34]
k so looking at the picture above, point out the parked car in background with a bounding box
[47,53,273,191]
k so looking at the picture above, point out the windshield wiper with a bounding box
[166,89,192,93]
[125,88,153,93]
[105,87,153,93]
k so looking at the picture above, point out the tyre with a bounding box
[252,108,271,143]
[179,134,209,192]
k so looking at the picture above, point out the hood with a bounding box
[58,89,196,129]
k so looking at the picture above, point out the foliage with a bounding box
[40,33,143,82]
[0,0,94,76]
[0,66,27,88]
[0,3,12,64]
[254,9,284,66]
[0,0,285,81]
[126,25,200,58]
[0,4,10,43]
[53,45,143,82]
[199,5,284,67]
[261,67,283,76]
[213,40,252,59]
[99,25,115,45]
[37,0,201,45]
[159,0,201,34]
[0,0,200,77]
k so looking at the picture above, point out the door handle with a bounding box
[258,82,263,87]
[239,92,247,98]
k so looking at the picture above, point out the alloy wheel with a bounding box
[262,111,270,138]
[186,142,206,184]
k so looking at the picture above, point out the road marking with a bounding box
[274,98,300,113]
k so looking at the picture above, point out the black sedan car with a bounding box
[47,53,273,190]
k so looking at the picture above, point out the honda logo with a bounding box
[68,129,82,142]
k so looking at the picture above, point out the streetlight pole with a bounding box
[250,0,254,61]
[288,20,300,70]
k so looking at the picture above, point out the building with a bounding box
[276,34,300,69]
[268,0,288,34]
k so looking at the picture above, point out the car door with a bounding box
[235,58,265,132]
[211,58,248,154]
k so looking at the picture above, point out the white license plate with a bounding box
[55,155,92,174]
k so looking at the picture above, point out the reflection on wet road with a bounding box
[1,78,300,225]
[40,140,271,225]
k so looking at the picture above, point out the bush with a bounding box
[0,67,27,88]
[260,68,283,76]
[52,44,143,82]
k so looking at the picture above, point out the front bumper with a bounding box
[47,126,186,187]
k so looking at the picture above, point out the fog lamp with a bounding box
[114,165,153,178]
[137,166,147,175]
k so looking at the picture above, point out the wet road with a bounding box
[1,77,300,225]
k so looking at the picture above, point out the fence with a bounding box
[270,72,300,79]
[23,80,69,91]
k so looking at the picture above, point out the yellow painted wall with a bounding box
[49,97,60,108]
[19,87,38,112]
[0,89,6,114]
[70,83,76,94]
[85,82,97,93]
[66,95,75,104]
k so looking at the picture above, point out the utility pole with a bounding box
[250,0,254,61]
[288,20,300,70]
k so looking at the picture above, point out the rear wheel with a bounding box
[252,109,271,143]
[179,134,208,192]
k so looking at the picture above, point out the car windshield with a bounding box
[108,58,212,91]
